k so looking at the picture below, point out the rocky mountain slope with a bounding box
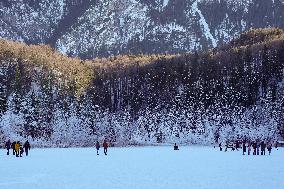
[1,0,284,58]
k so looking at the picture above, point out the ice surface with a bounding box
[1,147,283,189]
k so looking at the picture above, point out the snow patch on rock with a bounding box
[191,0,217,47]
[162,0,170,8]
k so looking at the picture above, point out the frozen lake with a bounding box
[1,146,283,189]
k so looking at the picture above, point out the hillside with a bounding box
[0,28,284,146]
[0,0,284,58]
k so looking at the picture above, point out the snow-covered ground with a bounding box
[1,146,283,189]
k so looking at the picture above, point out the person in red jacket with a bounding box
[103,140,108,155]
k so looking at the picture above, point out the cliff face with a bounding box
[1,0,284,58]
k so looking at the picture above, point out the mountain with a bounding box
[1,28,284,146]
[1,0,284,58]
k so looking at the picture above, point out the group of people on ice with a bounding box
[241,141,273,155]
[219,140,274,155]
[95,140,109,155]
[4,140,31,157]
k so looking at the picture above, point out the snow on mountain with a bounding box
[56,0,149,57]
[0,0,66,43]
[0,0,283,58]
[190,0,217,47]
[162,0,170,8]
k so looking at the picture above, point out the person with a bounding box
[103,140,108,155]
[219,142,222,151]
[23,140,31,156]
[242,141,246,155]
[12,141,16,155]
[267,143,272,155]
[257,142,260,155]
[261,141,266,155]
[174,143,179,150]
[15,141,20,157]
[248,143,251,155]
[5,140,11,155]
[235,141,240,151]
[252,142,257,155]
[20,146,24,157]
[275,141,278,150]
[96,141,100,155]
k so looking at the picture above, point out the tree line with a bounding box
[0,28,284,147]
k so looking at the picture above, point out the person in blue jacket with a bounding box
[96,141,100,155]
[23,140,31,156]
[242,141,247,155]
[5,140,11,155]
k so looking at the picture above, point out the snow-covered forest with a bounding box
[0,28,284,147]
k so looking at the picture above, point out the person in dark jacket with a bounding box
[5,140,11,155]
[12,141,16,155]
[103,140,108,155]
[257,142,260,155]
[20,146,24,157]
[242,142,247,155]
[248,143,251,155]
[252,142,257,155]
[235,141,240,151]
[261,141,266,155]
[174,143,179,150]
[267,143,272,155]
[96,141,100,155]
[23,140,31,156]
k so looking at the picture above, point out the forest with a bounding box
[0,28,284,147]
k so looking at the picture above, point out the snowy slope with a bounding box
[0,0,65,43]
[0,0,284,57]
[1,147,283,189]
[190,0,217,47]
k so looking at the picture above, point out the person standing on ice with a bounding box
[242,141,246,155]
[248,143,251,155]
[12,141,16,155]
[261,141,266,155]
[103,140,108,155]
[252,142,257,155]
[267,143,272,155]
[20,146,24,157]
[235,141,240,151]
[23,140,31,156]
[15,141,20,157]
[257,142,260,155]
[96,141,100,155]
[5,140,11,155]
